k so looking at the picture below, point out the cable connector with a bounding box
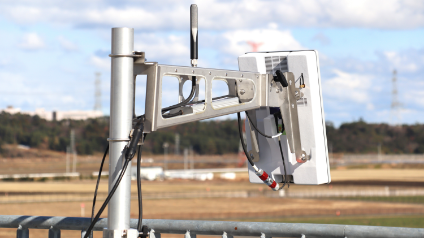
[252,165,279,191]
[126,119,145,161]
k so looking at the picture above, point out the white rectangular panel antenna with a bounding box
[238,50,331,185]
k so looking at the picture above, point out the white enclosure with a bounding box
[239,50,331,185]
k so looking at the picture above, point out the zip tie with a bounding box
[272,133,282,138]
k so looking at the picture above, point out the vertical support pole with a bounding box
[16,225,29,238]
[71,129,77,173]
[184,148,188,170]
[48,228,61,238]
[108,27,134,232]
[66,146,70,173]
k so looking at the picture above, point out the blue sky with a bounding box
[0,0,423,126]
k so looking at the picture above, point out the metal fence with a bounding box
[0,215,423,238]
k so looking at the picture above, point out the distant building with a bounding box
[1,106,103,121]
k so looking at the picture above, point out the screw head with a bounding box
[209,72,211,75]
[225,73,228,76]
[241,74,244,77]
[175,69,177,72]
[192,70,194,73]
[239,79,243,82]
[240,89,246,95]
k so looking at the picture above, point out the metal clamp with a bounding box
[109,51,146,63]
[109,51,145,58]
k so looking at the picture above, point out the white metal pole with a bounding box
[71,129,77,173]
[108,27,134,232]
[184,148,188,170]
[66,146,70,173]
[190,146,194,170]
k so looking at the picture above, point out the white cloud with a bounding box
[19,33,45,50]
[58,36,78,51]
[383,51,422,73]
[90,55,110,70]
[323,69,373,104]
[221,29,303,57]
[312,32,331,45]
[2,0,424,30]
[404,88,424,107]
[134,33,189,65]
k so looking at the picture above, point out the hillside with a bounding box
[0,112,423,156]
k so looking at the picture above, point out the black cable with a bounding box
[245,112,279,138]
[182,95,236,105]
[163,110,183,118]
[273,112,288,188]
[90,144,109,221]
[84,159,130,238]
[237,112,254,166]
[137,145,143,232]
[278,139,288,189]
[161,77,196,113]
[85,118,145,237]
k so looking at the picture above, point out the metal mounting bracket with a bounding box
[279,72,309,163]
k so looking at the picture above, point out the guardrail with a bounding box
[1,215,423,238]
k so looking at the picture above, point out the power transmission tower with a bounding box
[390,70,402,126]
[94,72,102,111]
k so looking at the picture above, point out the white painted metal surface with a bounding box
[239,51,331,185]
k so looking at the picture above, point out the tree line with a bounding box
[0,112,423,156]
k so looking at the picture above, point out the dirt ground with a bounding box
[1,151,424,238]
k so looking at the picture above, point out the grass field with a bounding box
[252,215,424,228]
[334,196,424,204]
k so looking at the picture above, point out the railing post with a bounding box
[16,225,28,238]
[261,232,272,238]
[81,229,93,238]
[48,227,60,238]
[185,230,196,238]
[108,27,135,234]
[150,229,161,238]
[222,231,233,238]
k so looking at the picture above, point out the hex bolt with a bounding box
[240,89,246,95]
[175,69,178,72]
